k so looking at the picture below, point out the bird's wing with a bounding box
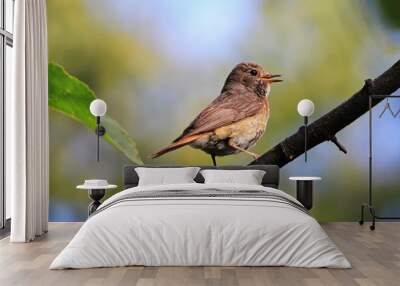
[173,88,264,142]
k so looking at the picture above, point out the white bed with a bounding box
[50,182,350,269]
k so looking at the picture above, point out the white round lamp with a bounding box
[90,99,107,117]
[90,99,107,162]
[297,99,315,117]
[297,99,315,162]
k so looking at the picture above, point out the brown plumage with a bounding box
[152,62,282,165]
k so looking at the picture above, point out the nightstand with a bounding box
[289,177,321,210]
[77,181,117,216]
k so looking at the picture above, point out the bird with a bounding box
[152,62,282,166]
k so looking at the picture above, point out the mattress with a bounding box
[50,183,350,269]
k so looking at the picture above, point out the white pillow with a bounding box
[200,169,266,185]
[135,167,200,186]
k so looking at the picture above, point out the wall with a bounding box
[48,0,400,221]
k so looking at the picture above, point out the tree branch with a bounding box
[249,59,400,167]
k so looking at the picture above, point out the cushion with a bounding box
[200,169,266,185]
[135,167,200,186]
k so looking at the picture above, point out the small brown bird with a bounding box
[152,62,282,166]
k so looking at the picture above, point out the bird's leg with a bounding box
[229,142,260,160]
[211,154,217,166]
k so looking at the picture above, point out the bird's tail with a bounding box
[151,135,200,158]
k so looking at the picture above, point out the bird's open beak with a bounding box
[261,74,282,83]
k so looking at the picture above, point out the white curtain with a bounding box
[7,0,49,242]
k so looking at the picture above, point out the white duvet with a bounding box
[50,183,350,269]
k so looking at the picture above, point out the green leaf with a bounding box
[48,62,142,164]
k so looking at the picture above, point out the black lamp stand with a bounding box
[304,116,308,162]
[95,116,106,162]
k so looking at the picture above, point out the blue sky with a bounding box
[88,0,260,64]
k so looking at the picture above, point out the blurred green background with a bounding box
[47,0,400,221]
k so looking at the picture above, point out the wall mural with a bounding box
[48,0,400,222]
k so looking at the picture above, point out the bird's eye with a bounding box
[250,69,258,76]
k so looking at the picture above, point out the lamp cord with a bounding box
[96,116,100,162]
[304,116,308,162]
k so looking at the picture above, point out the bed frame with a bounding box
[123,165,280,189]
